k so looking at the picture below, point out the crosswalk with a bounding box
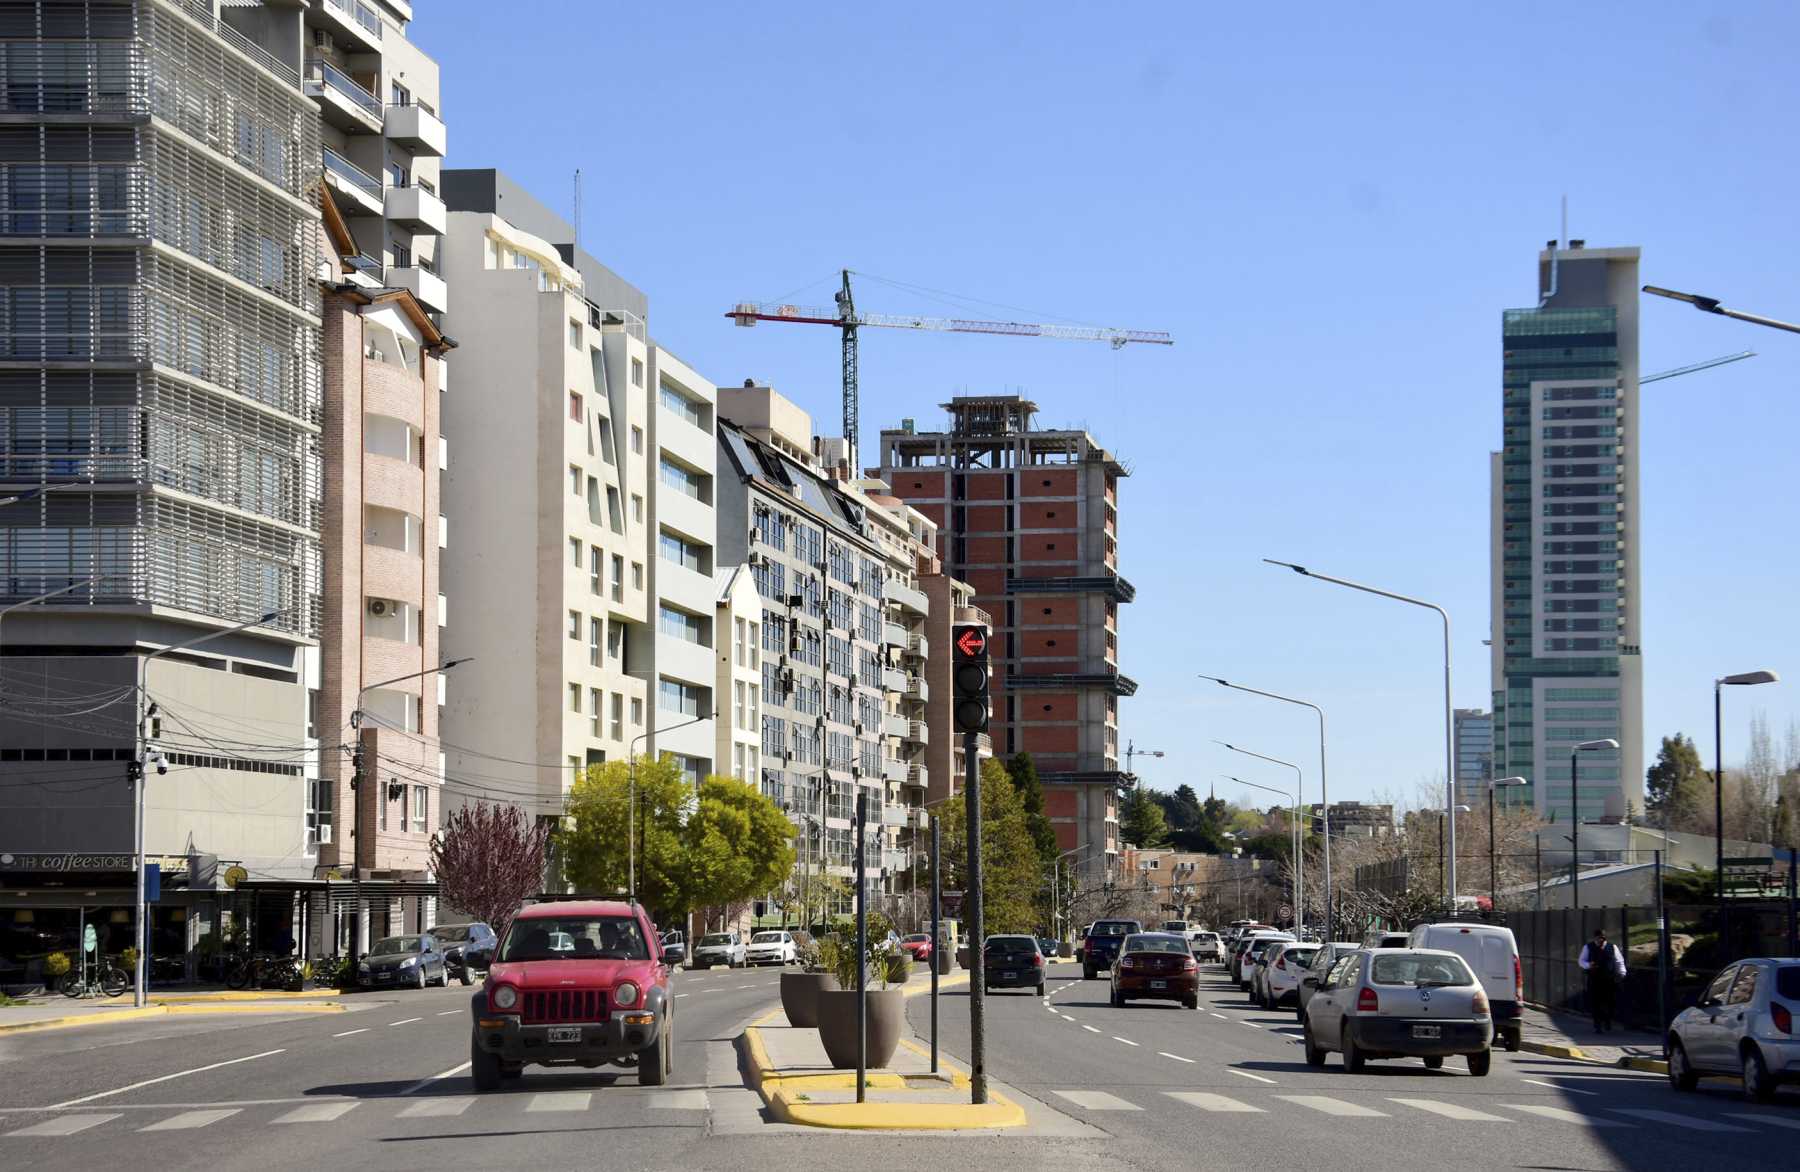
[1040,1088,1800,1134]
[3,1089,711,1140]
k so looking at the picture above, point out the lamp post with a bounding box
[1714,670,1779,949]
[1218,738,1304,934]
[1199,675,1332,940]
[1228,773,1301,933]
[132,610,288,1006]
[1263,559,1460,910]
[1569,739,1619,910]
[1643,286,1800,335]
[1488,776,1527,909]
[1437,805,1471,905]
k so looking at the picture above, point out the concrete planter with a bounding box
[816,987,905,1069]
[779,971,839,1028]
[937,949,955,975]
[956,947,970,971]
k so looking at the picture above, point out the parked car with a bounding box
[359,934,448,989]
[984,935,1046,996]
[901,933,934,963]
[1295,942,1363,1019]
[1260,941,1323,1009]
[469,900,674,1091]
[434,923,498,986]
[660,930,687,967]
[1243,934,1297,995]
[1302,948,1494,1075]
[1082,919,1144,979]
[1233,931,1293,987]
[1188,931,1224,964]
[1408,922,1524,1052]
[745,930,798,966]
[1161,920,1192,935]
[1667,957,1800,1102]
[1110,932,1200,1009]
[691,932,746,970]
[1361,929,1411,950]
[1038,936,1060,960]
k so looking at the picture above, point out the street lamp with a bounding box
[1263,559,1459,908]
[1438,805,1471,904]
[1714,670,1779,947]
[1488,776,1527,909]
[132,610,287,1006]
[1227,773,1301,933]
[1569,739,1620,909]
[1643,286,1800,335]
[1218,739,1304,934]
[1200,674,1332,940]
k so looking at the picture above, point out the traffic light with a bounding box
[952,624,989,733]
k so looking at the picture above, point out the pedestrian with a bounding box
[1578,927,1626,1033]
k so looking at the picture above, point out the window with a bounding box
[570,465,582,496]
[659,529,707,573]
[659,604,710,645]
[391,81,411,106]
[630,697,643,726]
[659,456,710,502]
[631,425,643,454]
[659,678,704,717]
[589,617,602,666]
[606,485,623,530]
[569,682,581,712]
[379,785,389,831]
[611,693,624,740]
[612,554,624,601]
[631,561,643,591]
[568,391,583,422]
[409,786,427,834]
[570,536,582,567]
[589,687,602,736]
[569,319,582,349]
[631,494,643,524]
[748,623,759,667]
[631,358,644,387]
[735,680,747,729]
[590,545,602,594]
[568,610,581,640]
[608,622,624,661]
[660,381,707,429]
[1727,965,1760,1006]
[734,618,747,667]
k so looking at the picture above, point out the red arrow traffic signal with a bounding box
[954,626,986,658]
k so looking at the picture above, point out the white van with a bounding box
[1408,922,1524,1051]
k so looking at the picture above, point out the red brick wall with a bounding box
[895,471,946,497]
[1019,534,1072,561]
[1021,722,1079,754]
[965,535,1008,565]
[1044,790,1078,818]
[1020,598,1080,626]
[1017,692,1078,722]
[965,472,1009,500]
[1018,502,1073,529]
[1021,469,1077,496]
[1015,630,1076,659]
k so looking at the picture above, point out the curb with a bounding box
[152,989,354,1003]
[1519,1038,1668,1075]
[1520,1039,1590,1062]
[740,1022,1022,1130]
[0,1001,347,1034]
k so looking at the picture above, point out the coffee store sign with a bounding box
[0,852,189,873]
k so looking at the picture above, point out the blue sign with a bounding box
[144,862,161,902]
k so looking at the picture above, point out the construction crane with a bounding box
[728,270,1172,471]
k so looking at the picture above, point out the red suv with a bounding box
[468,900,674,1090]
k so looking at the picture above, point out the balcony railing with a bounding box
[322,147,381,196]
[305,58,381,118]
[323,0,384,40]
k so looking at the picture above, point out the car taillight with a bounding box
[1773,1002,1793,1035]
[1276,954,1287,970]
[1032,953,1044,967]
[1514,955,1523,1002]
[1182,957,1197,972]
[1356,987,1378,1013]
[1471,990,1490,1017]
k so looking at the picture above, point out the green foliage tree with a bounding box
[1007,752,1059,864]
[1119,785,1170,848]
[940,758,1044,934]
[684,776,796,913]
[1646,734,1711,833]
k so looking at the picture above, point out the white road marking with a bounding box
[1112,1037,1139,1046]
[1723,1113,1800,1131]
[1081,1025,1102,1034]
[272,1102,358,1124]
[139,1109,240,1131]
[436,1010,460,1017]
[1242,1021,1262,1029]
[1610,1109,1751,1132]
[400,1062,471,1097]
[1228,1069,1277,1085]
[1209,1012,1229,1019]
[1158,1052,1194,1063]
[1273,1094,1387,1117]
[526,1091,591,1113]
[736,985,753,990]
[1507,1104,1630,1127]
[389,1017,423,1026]
[1520,1078,1596,1095]
[48,1050,285,1109]
[675,993,690,998]
[647,1090,709,1110]
[331,1029,368,1038]
[1166,1091,1263,1112]
[398,1097,474,1118]
[1390,1098,1507,1121]
[5,1113,120,1137]
[1051,1090,1141,1111]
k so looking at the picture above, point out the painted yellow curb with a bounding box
[163,1003,345,1016]
[903,973,969,998]
[741,1025,1019,1131]
[0,1000,347,1034]
[1619,1055,1669,1074]
[1520,1039,1589,1062]
[153,989,353,1003]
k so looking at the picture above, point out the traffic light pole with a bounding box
[964,728,986,1104]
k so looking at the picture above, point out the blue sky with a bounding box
[419,1,1800,811]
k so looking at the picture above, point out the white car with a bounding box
[1188,931,1224,964]
[745,930,798,966]
[691,931,747,970]
[1303,947,1495,1075]
[1260,941,1323,1009]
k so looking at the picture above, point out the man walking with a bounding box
[1578,927,1626,1033]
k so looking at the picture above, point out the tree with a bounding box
[1646,734,1710,833]
[1119,785,1170,848]
[1007,752,1058,864]
[685,776,796,915]
[940,759,1043,934]
[431,801,550,943]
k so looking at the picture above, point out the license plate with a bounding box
[1000,971,1016,981]
[547,1026,582,1043]
[375,972,393,983]
[1150,979,1167,989]
[1412,1024,1441,1039]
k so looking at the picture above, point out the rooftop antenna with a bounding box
[572,168,581,251]
[1560,193,1568,249]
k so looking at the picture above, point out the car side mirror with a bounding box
[1302,976,1319,988]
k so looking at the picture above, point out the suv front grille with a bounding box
[522,989,608,1024]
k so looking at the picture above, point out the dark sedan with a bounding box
[983,935,1047,996]
[1111,933,1200,1009]
[358,934,449,989]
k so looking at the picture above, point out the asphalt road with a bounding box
[912,958,1800,1172]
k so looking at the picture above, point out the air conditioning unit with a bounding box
[786,594,804,608]
[746,551,763,567]
[316,824,333,845]
[312,28,335,51]
[367,597,392,618]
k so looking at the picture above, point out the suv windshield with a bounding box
[433,926,471,942]
[1372,953,1474,987]
[1090,921,1137,937]
[500,916,648,961]
[369,936,421,956]
[700,934,734,947]
[986,937,1037,956]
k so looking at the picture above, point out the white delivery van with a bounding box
[1408,922,1524,1051]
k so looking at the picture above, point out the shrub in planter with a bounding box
[780,935,841,1028]
[815,940,908,1069]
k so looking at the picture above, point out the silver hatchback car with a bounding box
[1303,948,1495,1075]
[1667,956,1800,1102]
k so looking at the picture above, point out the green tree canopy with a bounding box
[1646,733,1710,833]
[1007,752,1059,864]
[940,759,1044,934]
[1120,785,1170,848]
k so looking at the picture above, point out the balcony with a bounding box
[882,712,909,739]
[313,0,384,52]
[906,632,928,659]
[881,667,906,693]
[322,147,383,217]
[305,59,383,133]
[881,805,907,828]
[384,101,447,158]
[388,264,447,314]
[904,676,928,703]
[906,720,928,745]
[385,183,446,236]
[881,621,906,647]
[907,763,928,789]
[883,578,928,616]
[882,756,907,784]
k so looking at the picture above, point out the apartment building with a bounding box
[1452,707,1494,807]
[438,170,720,841]
[876,395,1133,884]
[1309,801,1395,839]
[1489,242,1642,822]
[714,565,763,785]
[0,0,327,968]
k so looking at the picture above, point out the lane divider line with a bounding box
[389,1017,422,1026]
[1229,1069,1277,1085]
[48,1049,286,1108]
[400,1061,471,1097]
[1158,1052,1194,1063]
[1081,1025,1102,1034]
[1113,1037,1139,1046]
[331,1029,368,1038]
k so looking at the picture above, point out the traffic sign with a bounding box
[83,925,97,954]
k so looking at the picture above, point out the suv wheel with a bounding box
[1083,963,1095,981]
[1467,1048,1491,1077]
[1742,1045,1776,1103]
[1303,1020,1326,1067]
[1667,1038,1698,1092]
[639,1013,672,1087]
[470,1036,503,1093]
[1342,1028,1365,1072]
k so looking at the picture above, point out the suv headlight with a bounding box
[614,981,639,1008]
[491,984,518,1010]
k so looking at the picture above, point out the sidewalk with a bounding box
[1518,1003,1667,1072]
[0,990,349,1033]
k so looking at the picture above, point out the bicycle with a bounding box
[59,958,130,999]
